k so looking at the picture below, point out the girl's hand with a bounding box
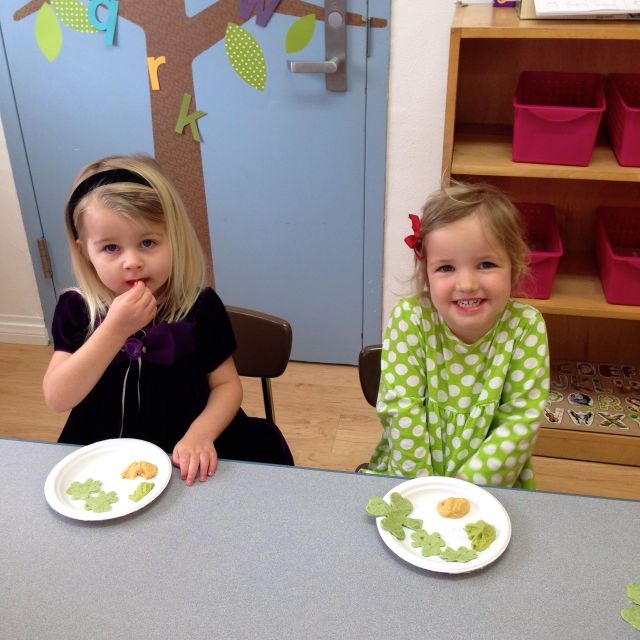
[172,433,218,486]
[170,358,241,485]
[103,281,157,339]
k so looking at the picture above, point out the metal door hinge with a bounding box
[37,237,53,280]
[365,5,372,58]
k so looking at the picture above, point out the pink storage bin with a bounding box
[596,207,640,306]
[605,74,640,167]
[514,203,563,300]
[512,71,605,166]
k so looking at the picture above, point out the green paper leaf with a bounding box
[464,520,497,552]
[285,14,316,54]
[621,606,640,631]
[628,583,640,606]
[411,530,446,557]
[84,490,119,513]
[35,2,63,62]
[52,0,98,33]
[66,478,102,500]
[224,23,266,92]
[129,481,155,503]
[439,546,478,563]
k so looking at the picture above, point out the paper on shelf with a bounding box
[534,0,640,14]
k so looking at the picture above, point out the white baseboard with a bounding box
[0,314,49,345]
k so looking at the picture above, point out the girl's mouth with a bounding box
[455,298,483,309]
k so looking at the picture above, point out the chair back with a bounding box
[358,344,382,407]
[226,306,292,423]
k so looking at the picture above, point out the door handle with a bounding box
[288,57,340,74]
[287,0,347,92]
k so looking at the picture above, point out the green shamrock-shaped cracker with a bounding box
[129,482,155,503]
[365,496,391,517]
[627,583,640,606]
[464,520,497,552]
[439,546,478,563]
[621,582,640,632]
[621,606,640,631]
[66,478,102,500]
[411,529,446,557]
[84,491,119,513]
[366,493,423,540]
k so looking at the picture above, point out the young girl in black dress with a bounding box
[43,154,293,484]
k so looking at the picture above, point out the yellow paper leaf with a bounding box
[35,2,63,62]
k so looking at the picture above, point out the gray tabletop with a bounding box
[1,438,639,640]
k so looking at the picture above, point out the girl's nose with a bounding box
[457,269,477,292]
[122,250,143,270]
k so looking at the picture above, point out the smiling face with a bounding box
[424,212,512,344]
[78,200,172,297]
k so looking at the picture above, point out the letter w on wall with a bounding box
[239,0,283,28]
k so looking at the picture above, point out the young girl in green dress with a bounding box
[367,182,549,488]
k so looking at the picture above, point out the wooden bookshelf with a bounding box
[453,132,640,183]
[444,5,640,465]
[451,3,640,40]
[516,252,640,321]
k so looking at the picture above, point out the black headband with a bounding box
[67,168,152,239]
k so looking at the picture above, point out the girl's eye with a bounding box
[437,264,454,273]
[104,244,118,253]
[479,261,497,270]
[141,239,156,249]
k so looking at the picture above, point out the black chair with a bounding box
[355,343,382,472]
[358,343,382,407]
[226,306,292,423]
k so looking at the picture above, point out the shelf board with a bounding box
[515,252,640,320]
[452,132,640,182]
[453,4,640,40]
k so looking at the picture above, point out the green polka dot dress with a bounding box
[367,294,550,489]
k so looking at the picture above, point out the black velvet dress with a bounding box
[53,288,293,465]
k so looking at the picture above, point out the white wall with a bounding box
[382,0,461,323]
[0,114,48,344]
[0,1,485,345]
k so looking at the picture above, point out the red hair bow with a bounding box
[404,214,423,260]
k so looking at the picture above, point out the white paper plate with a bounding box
[44,438,172,521]
[375,476,511,574]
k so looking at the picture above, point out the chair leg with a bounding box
[261,378,275,423]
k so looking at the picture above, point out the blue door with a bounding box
[0,1,389,364]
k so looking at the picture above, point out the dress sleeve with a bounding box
[374,298,430,475]
[457,306,550,487]
[51,290,91,353]
[192,288,237,374]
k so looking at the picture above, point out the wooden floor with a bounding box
[1,343,639,500]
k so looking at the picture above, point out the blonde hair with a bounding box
[65,154,206,330]
[411,181,529,293]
